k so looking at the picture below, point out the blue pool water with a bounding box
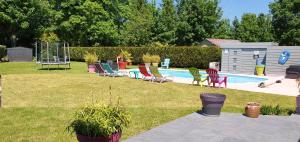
[131,69,268,84]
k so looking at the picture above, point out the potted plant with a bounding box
[142,53,151,68]
[151,55,160,67]
[118,50,132,69]
[245,102,261,118]
[296,77,300,114]
[200,93,226,116]
[84,52,98,73]
[67,104,131,142]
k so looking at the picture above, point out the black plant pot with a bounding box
[296,95,300,114]
[200,93,226,116]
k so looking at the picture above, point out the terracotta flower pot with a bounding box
[76,132,121,142]
[118,61,127,69]
[88,64,96,73]
[127,62,132,66]
[245,102,260,118]
[296,95,300,114]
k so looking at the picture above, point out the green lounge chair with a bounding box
[149,66,167,83]
[101,63,123,77]
[188,67,207,86]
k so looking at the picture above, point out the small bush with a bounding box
[0,45,7,60]
[151,55,161,63]
[142,53,152,63]
[260,105,295,116]
[84,52,98,65]
[67,104,131,137]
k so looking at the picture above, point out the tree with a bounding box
[256,14,274,42]
[57,0,127,46]
[212,19,233,39]
[0,0,53,47]
[176,0,222,45]
[270,0,300,45]
[121,0,155,46]
[232,17,240,39]
[236,13,259,42]
[153,0,177,44]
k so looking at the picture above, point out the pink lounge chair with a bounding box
[206,68,227,88]
[138,64,154,81]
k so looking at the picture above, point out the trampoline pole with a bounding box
[47,42,49,70]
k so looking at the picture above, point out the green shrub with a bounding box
[142,53,152,63]
[84,52,98,65]
[0,45,7,60]
[260,105,295,116]
[70,46,221,69]
[150,55,161,63]
[67,103,131,137]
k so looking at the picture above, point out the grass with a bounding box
[0,62,296,141]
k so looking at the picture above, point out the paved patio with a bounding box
[125,113,300,142]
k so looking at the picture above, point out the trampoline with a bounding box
[35,41,71,69]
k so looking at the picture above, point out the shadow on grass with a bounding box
[38,68,71,71]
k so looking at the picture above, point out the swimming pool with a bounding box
[130,69,268,84]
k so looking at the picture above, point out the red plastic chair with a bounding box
[138,64,154,80]
[206,68,227,88]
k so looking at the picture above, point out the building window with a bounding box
[233,65,237,71]
[234,51,238,55]
[233,58,237,63]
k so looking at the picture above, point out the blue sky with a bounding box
[155,0,274,21]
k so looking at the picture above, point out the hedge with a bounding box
[0,45,6,59]
[70,46,221,69]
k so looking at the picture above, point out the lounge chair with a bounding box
[138,64,154,81]
[161,58,170,69]
[188,67,207,86]
[95,62,107,76]
[101,63,123,77]
[206,68,227,88]
[149,66,167,83]
[107,60,119,71]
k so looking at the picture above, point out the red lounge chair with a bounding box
[206,68,227,88]
[138,64,154,81]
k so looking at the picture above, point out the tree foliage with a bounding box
[270,0,300,45]
[0,0,298,47]
[0,0,53,47]
[233,13,274,42]
[176,0,222,45]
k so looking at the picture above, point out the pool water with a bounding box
[131,69,268,84]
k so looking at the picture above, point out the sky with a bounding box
[155,0,274,21]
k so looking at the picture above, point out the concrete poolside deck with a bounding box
[125,113,300,142]
[169,76,299,96]
[124,69,299,96]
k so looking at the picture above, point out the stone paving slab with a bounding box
[125,113,300,142]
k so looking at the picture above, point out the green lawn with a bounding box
[0,62,296,141]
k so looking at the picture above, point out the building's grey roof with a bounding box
[220,42,278,49]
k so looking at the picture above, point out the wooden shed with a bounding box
[220,42,300,75]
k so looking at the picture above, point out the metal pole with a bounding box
[0,74,2,108]
[56,42,59,63]
[47,42,49,63]
[35,42,37,63]
[67,42,71,68]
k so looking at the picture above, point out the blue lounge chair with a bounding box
[101,63,123,77]
[161,58,170,69]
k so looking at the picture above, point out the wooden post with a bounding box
[0,74,2,108]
